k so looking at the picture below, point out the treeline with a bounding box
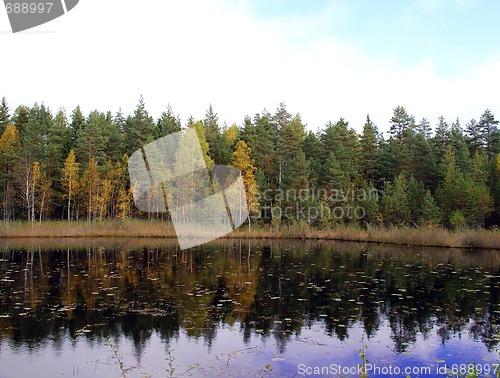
[0,95,499,228]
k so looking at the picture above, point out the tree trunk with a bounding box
[68,178,72,222]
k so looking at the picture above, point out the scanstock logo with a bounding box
[3,0,79,33]
[128,129,249,250]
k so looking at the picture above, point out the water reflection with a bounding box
[0,239,499,376]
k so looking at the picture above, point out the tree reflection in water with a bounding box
[0,238,499,374]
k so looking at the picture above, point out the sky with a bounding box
[1,0,499,134]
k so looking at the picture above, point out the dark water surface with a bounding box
[0,239,499,377]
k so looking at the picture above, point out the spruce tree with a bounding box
[437,147,467,225]
[381,173,411,226]
[104,111,125,162]
[360,115,379,183]
[303,131,323,189]
[75,110,109,166]
[70,106,85,148]
[433,116,450,165]
[203,104,221,163]
[125,95,156,154]
[320,118,359,182]
[158,104,182,137]
[419,190,441,226]
[465,151,494,227]
[252,111,278,195]
[0,97,10,136]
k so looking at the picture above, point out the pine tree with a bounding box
[478,109,499,160]
[11,105,29,136]
[389,105,414,143]
[465,118,481,155]
[416,118,432,140]
[273,102,292,132]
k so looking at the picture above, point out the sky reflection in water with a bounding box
[0,239,499,377]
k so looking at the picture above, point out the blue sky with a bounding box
[1,0,499,133]
[249,0,499,76]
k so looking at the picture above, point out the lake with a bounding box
[0,238,499,377]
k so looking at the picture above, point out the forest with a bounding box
[0,95,499,230]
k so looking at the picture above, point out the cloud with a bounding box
[412,0,477,13]
[0,0,498,134]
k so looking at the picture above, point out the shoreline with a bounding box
[0,220,499,250]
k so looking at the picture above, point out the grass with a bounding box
[0,219,177,238]
[105,336,130,377]
[231,223,500,250]
[0,220,499,250]
[165,349,176,378]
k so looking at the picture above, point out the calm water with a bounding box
[0,238,499,377]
